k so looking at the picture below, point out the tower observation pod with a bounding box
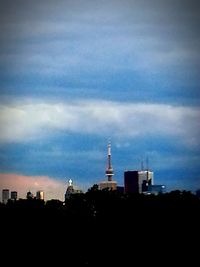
[99,141,117,191]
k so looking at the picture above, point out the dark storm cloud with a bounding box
[0,0,199,42]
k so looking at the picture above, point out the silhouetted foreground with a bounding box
[1,190,200,266]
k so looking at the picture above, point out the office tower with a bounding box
[2,189,9,204]
[11,191,17,201]
[139,170,154,186]
[124,171,139,193]
[99,142,117,190]
[124,170,154,194]
[36,190,44,200]
[26,191,34,199]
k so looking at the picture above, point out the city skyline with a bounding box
[0,140,198,201]
[0,0,200,199]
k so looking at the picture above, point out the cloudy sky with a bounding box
[0,0,200,200]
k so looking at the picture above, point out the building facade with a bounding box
[124,170,154,194]
[65,179,83,201]
[26,191,34,199]
[2,189,9,204]
[148,185,166,195]
[99,181,117,190]
[36,191,44,200]
[11,191,18,201]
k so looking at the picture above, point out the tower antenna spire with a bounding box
[146,156,149,171]
[106,141,114,181]
[141,159,144,171]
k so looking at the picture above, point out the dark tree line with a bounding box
[1,189,200,266]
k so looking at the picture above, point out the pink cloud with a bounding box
[0,173,66,201]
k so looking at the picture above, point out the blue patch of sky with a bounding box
[0,67,199,106]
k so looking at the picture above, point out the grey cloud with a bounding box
[0,0,199,105]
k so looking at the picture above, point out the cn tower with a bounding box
[105,142,114,181]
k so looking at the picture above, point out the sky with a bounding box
[0,0,200,200]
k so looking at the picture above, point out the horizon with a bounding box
[1,177,199,203]
[0,165,199,201]
[0,0,200,200]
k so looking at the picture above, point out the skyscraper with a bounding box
[11,191,17,201]
[124,171,139,194]
[138,170,154,190]
[36,191,44,200]
[99,142,117,190]
[2,189,9,204]
[26,191,34,199]
[124,170,154,194]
